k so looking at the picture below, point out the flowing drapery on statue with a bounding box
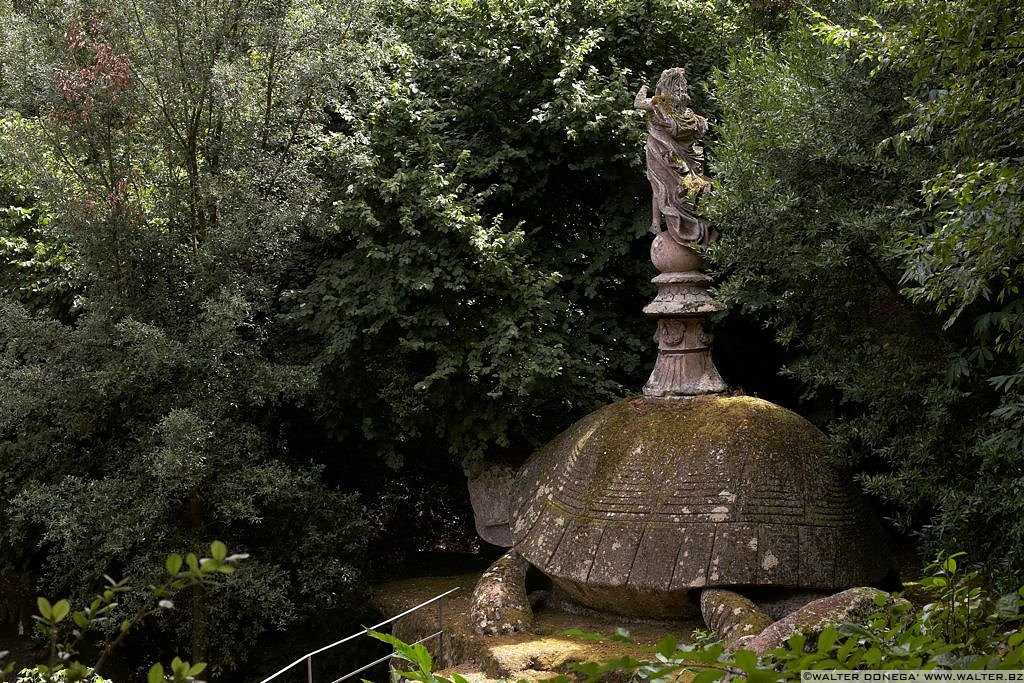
[634,67,717,248]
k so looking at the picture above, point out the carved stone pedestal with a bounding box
[643,271,726,398]
[642,235,727,398]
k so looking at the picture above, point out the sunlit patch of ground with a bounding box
[373,572,702,681]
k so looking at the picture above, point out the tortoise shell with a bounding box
[509,396,891,617]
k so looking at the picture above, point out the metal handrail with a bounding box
[330,630,442,683]
[258,586,460,683]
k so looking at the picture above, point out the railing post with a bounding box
[307,655,313,683]
[437,594,445,666]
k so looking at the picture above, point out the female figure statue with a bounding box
[634,68,717,247]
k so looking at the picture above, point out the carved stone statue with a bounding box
[634,67,716,249]
[634,68,726,397]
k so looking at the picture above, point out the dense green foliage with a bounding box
[0,0,752,676]
[294,0,747,468]
[1,0,1023,677]
[0,0,372,676]
[707,0,1024,581]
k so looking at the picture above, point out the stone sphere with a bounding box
[650,233,703,272]
[509,396,891,618]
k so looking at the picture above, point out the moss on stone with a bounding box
[470,551,533,635]
[558,396,826,507]
[510,395,890,600]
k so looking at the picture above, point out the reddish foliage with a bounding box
[51,12,133,127]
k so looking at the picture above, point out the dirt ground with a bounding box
[372,572,703,682]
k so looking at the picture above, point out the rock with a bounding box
[468,464,516,547]
[743,587,910,655]
[700,589,774,650]
[469,550,533,635]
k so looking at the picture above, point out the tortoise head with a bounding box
[467,462,516,547]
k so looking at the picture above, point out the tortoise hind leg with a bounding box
[699,589,773,650]
[470,549,534,635]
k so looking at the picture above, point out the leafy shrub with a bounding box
[707,0,1024,582]
[15,670,110,683]
[0,0,371,675]
[0,542,243,683]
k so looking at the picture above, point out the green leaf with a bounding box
[692,668,725,683]
[836,636,859,665]
[52,599,70,623]
[165,554,183,576]
[837,623,873,640]
[37,597,53,621]
[733,648,758,673]
[786,632,807,652]
[655,634,677,658]
[210,540,227,562]
[409,643,432,674]
[747,669,780,683]
[816,627,838,654]
[148,663,165,683]
[365,629,423,667]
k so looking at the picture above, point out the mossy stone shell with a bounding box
[509,396,890,618]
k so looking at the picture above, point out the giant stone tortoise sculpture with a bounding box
[467,395,892,633]
[466,67,893,636]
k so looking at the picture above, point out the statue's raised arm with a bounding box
[633,84,653,111]
[635,67,715,247]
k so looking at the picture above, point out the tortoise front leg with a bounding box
[469,549,534,635]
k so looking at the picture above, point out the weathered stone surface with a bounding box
[634,67,714,248]
[509,396,892,618]
[700,589,774,650]
[743,587,910,655]
[468,464,516,547]
[635,68,727,399]
[469,550,534,635]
